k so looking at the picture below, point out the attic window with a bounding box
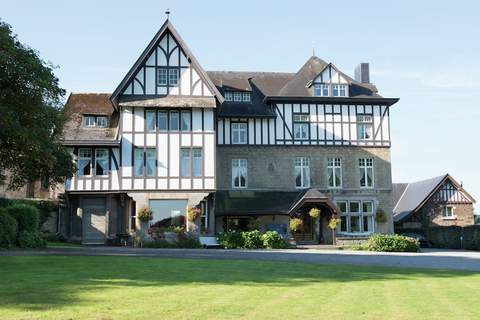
[84,115,109,128]
[332,84,347,97]
[314,84,329,97]
[224,91,251,102]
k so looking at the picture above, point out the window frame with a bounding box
[168,69,179,86]
[134,148,144,177]
[313,83,329,97]
[96,116,109,128]
[332,84,347,97]
[336,200,375,236]
[78,148,92,177]
[359,157,374,188]
[231,122,248,144]
[357,115,373,140]
[327,157,342,189]
[294,157,311,189]
[157,69,168,86]
[94,148,109,176]
[146,148,156,177]
[442,206,456,219]
[158,111,168,131]
[146,110,156,132]
[293,113,310,140]
[232,159,248,189]
[181,111,191,131]
[169,111,180,131]
[84,116,96,128]
[180,147,203,178]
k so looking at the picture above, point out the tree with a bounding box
[0,20,74,190]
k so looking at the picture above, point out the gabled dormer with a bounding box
[110,19,223,109]
[309,63,349,97]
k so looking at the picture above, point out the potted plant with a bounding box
[137,207,153,223]
[328,216,342,245]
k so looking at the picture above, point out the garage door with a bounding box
[82,198,106,245]
[149,199,187,228]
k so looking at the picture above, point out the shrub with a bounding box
[217,232,244,249]
[137,207,153,222]
[241,230,263,249]
[289,218,302,232]
[366,234,419,252]
[0,198,57,227]
[6,203,40,233]
[262,231,286,249]
[0,209,18,248]
[17,231,46,248]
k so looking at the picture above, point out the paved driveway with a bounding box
[2,246,480,271]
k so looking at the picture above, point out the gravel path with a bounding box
[2,246,480,271]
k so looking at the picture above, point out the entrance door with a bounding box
[82,198,106,244]
[293,212,315,243]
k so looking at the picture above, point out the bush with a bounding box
[241,230,263,249]
[262,231,286,249]
[366,234,419,252]
[0,198,57,227]
[17,231,46,248]
[0,209,18,248]
[217,232,244,249]
[5,203,40,233]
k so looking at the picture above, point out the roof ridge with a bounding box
[70,92,112,95]
[393,183,410,214]
[207,70,295,75]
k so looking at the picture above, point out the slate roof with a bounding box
[62,93,119,145]
[393,175,449,223]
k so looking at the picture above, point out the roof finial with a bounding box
[165,8,171,20]
[312,40,316,57]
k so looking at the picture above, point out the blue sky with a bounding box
[2,1,479,211]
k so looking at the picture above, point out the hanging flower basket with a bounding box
[308,207,321,219]
[289,218,302,232]
[375,209,388,223]
[137,207,153,222]
[187,206,202,222]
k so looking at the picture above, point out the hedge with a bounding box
[356,234,420,252]
[218,231,287,249]
[0,198,57,226]
[5,203,40,233]
[396,226,480,250]
[0,209,18,248]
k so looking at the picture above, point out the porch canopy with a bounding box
[214,189,338,216]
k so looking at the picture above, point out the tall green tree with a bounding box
[0,20,74,190]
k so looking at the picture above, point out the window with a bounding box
[293,114,309,140]
[242,91,251,102]
[158,111,168,131]
[95,149,108,176]
[181,111,191,131]
[332,84,347,97]
[146,110,156,131]
[232,122,247,144]
[192,148,202,177]
[96,116,108,128]
[134,148,144,177]
[169,69,179,86]
[327,157,342,188]
[78,148,92,176]
[180,148,203,178]
[170,111,179,131]
[359,158,374,188]
[146,149,156,177]
[442,206,455,219]
[295,157,310,188]
[314,83,329,97]
[337,200,374,235]
[158,69,168,85]
[84,116,96,127]
[224,91,233,101]
[232,159,247,188]
[233,91,242,102]
[357,115,373,140]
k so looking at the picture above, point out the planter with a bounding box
[164,232,178,244]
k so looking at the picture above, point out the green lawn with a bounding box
[0,256,479,320]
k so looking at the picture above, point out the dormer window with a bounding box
[224,91,251,102]
[314,84,329,97]
[83,115,109,128]
[332,84,347,97]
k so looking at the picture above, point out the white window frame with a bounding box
[313,83,329,97]
[294,157,310,189]
[442,206,456,219]
[336,200,375,236]
[357,115,373,140]
[332,84,347,97]
[327,157,342,188]
[233,91,243,102]
[224,91,233,101]
[242,92,251,102]
[359,158,374,188]
[95,148,109,176]
[84,116,96,127]
[293,114,310,140]
[168,69,179,86]
[231,122,247,144]
[157,69,168,86]
[78,148,92,177]
[232,159,247,189]
[96,116,108,128]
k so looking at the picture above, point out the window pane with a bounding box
[350,216,360,232]
[242,92,251,102]
[233,91,242,101]
[350,202,360,213]
[303,167,310,187]
[193,148,202,177]
[180,149,191,177]
[146,111,156,131]
[232,159,247,188]
[340,216,348,232]
[97,116,108,128]
[224,91,233,101]
[158,69,167,85]
[95,149,108,176]
[328,168,334,187]
[84,116,96,127]
[336,201,347,213]
[169,69,179,85]
[363,201,373,213]
[134,148,144,176]
[335,168,342,187]
[146,149,156,177]
[170,111,179,130]
[181,111,191,131]
[158,112,168,130]
[363,216,373,233]
[78,149,92,176]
